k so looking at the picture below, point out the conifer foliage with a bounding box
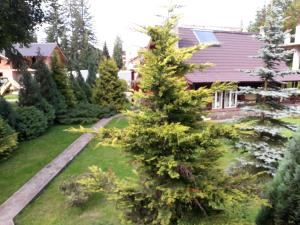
[238,3,300,175]
[256,131,300,225]
[92,59,127,111]
[88,11,259,225]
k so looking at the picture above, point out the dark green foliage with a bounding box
[0,117,18,160]
[57,103,115,124]
[16,106,48,140]
[113,36,124,70]
[19,70,55,125]
[92,59,128,111]
[102,42,110,59]
[0,97,17,128]
[33,57,67,116]
[70,73,88,103]
[0,0,44,50]
[76,70,91,102]
[256,131,300,225]
[87,63,98,86]
[51,53,77,108]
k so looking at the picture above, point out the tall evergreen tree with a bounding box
[102,42,110,59]
[76,69,91,101]
[92,59,127,111]
[45,0,65,43]
[86,62,97,86]
[19,70,55,125]
[51,53,77,108]
[33,57,67,115]
[89,10,260,225]
[238,3,299,175]
[69,73,87,103]
[256,131,300,225]
[113,36,124,70]
[284,0,300,32]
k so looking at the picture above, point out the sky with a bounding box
[39,0,270,59]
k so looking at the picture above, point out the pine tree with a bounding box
[256,131,300,225]
[33,57,67,115]
[92,59,127,111]
[51,53,77,108]
[88,10,260,225]
[113,36,124,70]
[284,0,300,32]
[238,3,299,175]
[102,42,110,59]
[19,70,55,125]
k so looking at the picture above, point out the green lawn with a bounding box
[15,117,260,225]
[0,124,82,204]
[15,117,132,225]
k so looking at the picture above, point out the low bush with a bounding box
[35,99,56,125]
[60,166,116,207]
[0,117,18,160]
[0,97,17,128]
[16,106,48,140]
[57,103,116,124]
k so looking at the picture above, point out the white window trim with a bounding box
[224,90,238,109]
[212,91,223,109]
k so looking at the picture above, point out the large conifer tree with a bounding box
[238,2,300,175]
[92,59,127,111]
[88,11,260,225]
[113,36,124,70]
[256,131,300,225]
[51,53,77,108]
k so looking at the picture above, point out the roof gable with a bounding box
[13,43,58,57]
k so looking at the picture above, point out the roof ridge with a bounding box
[178,26,255,35]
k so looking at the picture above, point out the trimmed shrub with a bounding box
[0,117,18,160]
[0,97,17,128]
[16,106,48,140]
[57,103,116,124]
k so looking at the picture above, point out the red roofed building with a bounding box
[0,43,66,95]
[178,26,300,115]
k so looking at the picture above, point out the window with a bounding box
[193,30,219,45]
[212,91,223,109]
[224,90,237,108]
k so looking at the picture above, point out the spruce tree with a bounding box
[102,42,110,59]
[113,36,124,70]
[238,3,300,175]
[256,131,300,225]
[92,59,127,111]
[33,57,67,115]
[86,63,97,86]
[76,69,91,101]
[89,11,260,224]
[19,70,55,125]
[51,53,77,108]
[70,73,88,103]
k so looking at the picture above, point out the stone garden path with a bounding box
[0,115,119,225]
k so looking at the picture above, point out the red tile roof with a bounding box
[178,27,300,83]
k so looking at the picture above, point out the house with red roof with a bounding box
[0,43,66,95]
[178,26,300,116]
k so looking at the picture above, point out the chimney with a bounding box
[259,26,265,37]
[284,32,291,44]
[292,23,300,70]
[295,23,300,43]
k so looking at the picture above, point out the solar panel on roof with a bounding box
[193,30,219,44]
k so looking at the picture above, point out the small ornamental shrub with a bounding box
[16,106,48,140]
[0,117,18,160]
[57,103,116,124]
[60,166,116,206]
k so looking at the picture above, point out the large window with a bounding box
[212,90,237,109]
[212,91,223,109]
[224,90,237,108]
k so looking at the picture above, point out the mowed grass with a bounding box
[15,117,133,225]
[0,124,82,204]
